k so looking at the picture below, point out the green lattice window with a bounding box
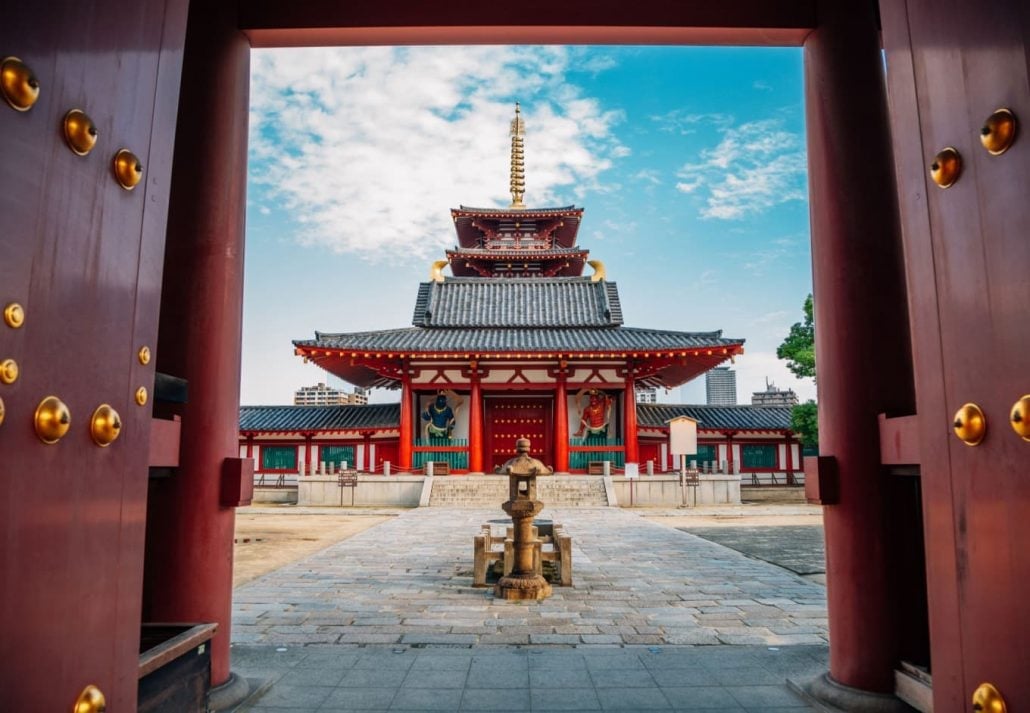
[568,438,624,470]
[694,444,717,465]
[413,439,468,471]
[741,444,778,469]
[261,445,297,471]
[320,445,356,468]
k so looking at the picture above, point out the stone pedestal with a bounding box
[494,438,553,601]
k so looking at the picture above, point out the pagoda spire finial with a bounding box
[508,102,526,209]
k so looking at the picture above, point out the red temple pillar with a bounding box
[145,0,249,690]
[623,374,639,465]
[399,374,413,471]
[784,434,794,483]
[362,432,373,472]
[804,0,915,696]
[555,371,569,473]
[725,432,735,473]
[468,370,483,473]
[305,434,315,474]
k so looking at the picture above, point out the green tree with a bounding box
[776,294,815,379]
[777,295,818,452]
[791,400,819,451]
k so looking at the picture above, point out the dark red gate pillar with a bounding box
[146,0,250,691]
[804,0,916,696]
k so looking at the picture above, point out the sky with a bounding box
[242,45,815,406]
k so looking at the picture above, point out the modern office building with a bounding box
[705,367,737,405]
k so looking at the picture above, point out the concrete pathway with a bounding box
[230,643,827,711]
[232,508,827,648]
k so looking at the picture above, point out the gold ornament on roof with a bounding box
[429,260,448,283]
[509,102,526,209]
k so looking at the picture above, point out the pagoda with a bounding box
[293,104,745,473]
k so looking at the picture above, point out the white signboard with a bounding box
[668,416,698,456]
[624,462,639,480]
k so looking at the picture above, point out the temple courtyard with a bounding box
[229,504,828,711]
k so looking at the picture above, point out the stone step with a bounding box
[427,475,609,507]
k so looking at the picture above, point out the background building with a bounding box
[705,367,737,405]
[294,383,368,406]
[635,385,658,404]
[751,379,799,407]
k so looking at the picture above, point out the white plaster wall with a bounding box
[611,474,741,507]
[298,476,424,507]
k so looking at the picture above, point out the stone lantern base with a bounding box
[494,572,552,601]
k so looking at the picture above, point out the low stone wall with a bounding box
[611,474,741,507]
[740,486,807,503]
[252,487,298,505]
[298,475,424,507]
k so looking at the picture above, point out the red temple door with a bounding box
[0,2,187,709]
[375,442,399,472]
[882,0,1029,707]
[485,397,553,470]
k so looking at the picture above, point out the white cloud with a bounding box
[675,118,807,220]
[573,52,618,75]
[249,47,626,261]
[650,110,734,135]
[753,80,773,91]
[674,179,702,194]
[632,169,662,185]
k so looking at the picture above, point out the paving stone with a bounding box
[530,687,602,711]
[465,665,530,689]
[460,687,530,711]
[529,668,594,688]
[319,686,397,710]
[594,687,671,710]
[339,669,409,688]
[250,684,335,709]
[725,685,810,709]
[589,668,657,688]
[389,688,464,711]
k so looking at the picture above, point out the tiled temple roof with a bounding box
[239,404,400,433]
[297,326,739,353]
[239,403,790,434]
[454,205,579,215]
[637,404,793,431]
[411,278,622,328]
[445,247,588,258]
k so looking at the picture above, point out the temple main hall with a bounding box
[248,106,800,477]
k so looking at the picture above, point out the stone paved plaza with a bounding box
[232,508,828,648]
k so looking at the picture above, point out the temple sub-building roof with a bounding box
[412,277,622,328]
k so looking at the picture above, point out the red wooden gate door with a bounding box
[485,397,553,470]
[0,3,187,709]
[883,0,1029,707]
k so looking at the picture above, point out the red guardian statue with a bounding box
[421,390,464,440]
[573,388,612,438]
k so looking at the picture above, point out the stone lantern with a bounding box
[495,438,553,601]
